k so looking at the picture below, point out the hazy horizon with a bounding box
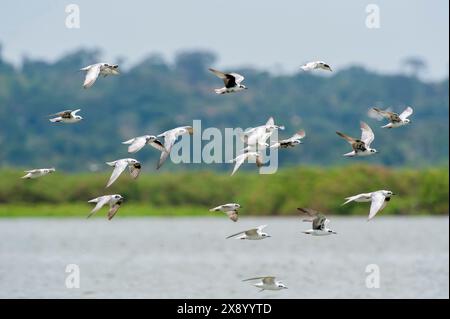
[0,0,448,80]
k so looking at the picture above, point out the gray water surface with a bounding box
[0,217,448,298]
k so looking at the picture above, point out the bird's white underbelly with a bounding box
[61,118,80,123]
[355,150,373,156]
[226,87,243,93]
[310,230,332,236]
[389,122,406,128]
[254,283,281,290]
[30,172,46,178]
[242,235,263,240]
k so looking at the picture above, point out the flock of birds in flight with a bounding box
[20,60,414,292]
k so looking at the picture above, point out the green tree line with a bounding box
[0,165,447,216]
[0,48,448,170]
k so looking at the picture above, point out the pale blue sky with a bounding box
[0,0,448,79]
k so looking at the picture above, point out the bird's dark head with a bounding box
[386,190,395,196]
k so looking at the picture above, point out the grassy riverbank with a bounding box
[0,164,448,217]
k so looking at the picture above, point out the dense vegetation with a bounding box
[0,48,448,171]
[0,165,447,217]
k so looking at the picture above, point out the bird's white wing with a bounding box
[240,126,264,144]
[292,129,306,140]
[209,205,222,211]
[300,62,315,71]
[122,138,135,145]
[71,109,81,116]
[257,225,268,232]
[282,130,305,143]
[342,193,367,205]
[157,132,176,169]
[126,136,147,153]
[221,203,237,210]
[87,196,110,218]
[231,154,247,176]
[83,64,101,88]
[399,106,413,120]
[265,117,274,127]
[106,160,128,187]
[243,276,275,284]
[24,169,39,173]
[368,192,386,220]
[258,131,273,145]
[229,73,244,84]
[269,142,281,149]
[226,230,246,239]
[244,124,272,146]
[360,121,375,147]
[245,127,267,146]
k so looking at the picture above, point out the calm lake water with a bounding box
[0,217,448,299]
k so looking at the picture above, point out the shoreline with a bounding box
[0,204,448,218]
